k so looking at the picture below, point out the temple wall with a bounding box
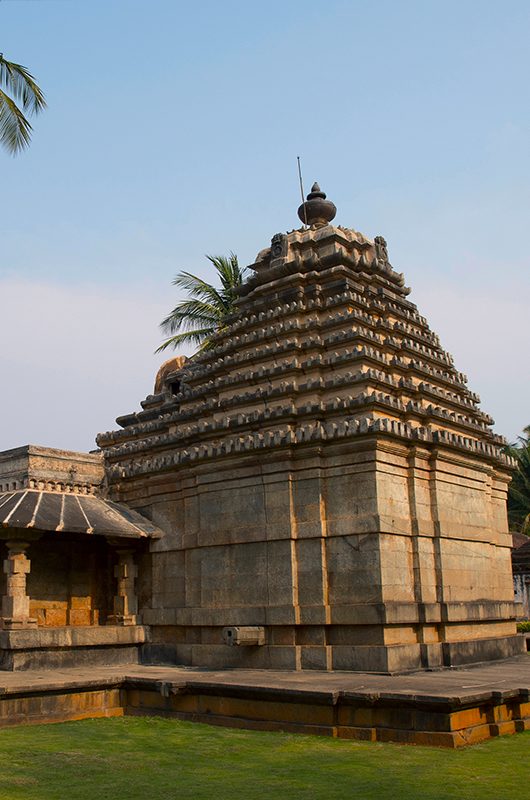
[118,439,520,671]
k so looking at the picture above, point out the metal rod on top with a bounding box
[297,156,308,226]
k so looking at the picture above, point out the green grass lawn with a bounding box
[0,716,528,800]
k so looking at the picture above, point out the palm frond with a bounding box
[508,425,530,533]
[159,299,221,334]
[0,54,46,154]
[207,253,248,306]
[0,56,46,115]
[172,271,226,308]
[155,327,216,353]
[156,253,247,354]
[0,88,32,154]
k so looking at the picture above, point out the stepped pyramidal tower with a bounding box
[97,184,522,672]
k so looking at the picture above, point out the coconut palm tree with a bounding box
[507,426,530,535]
[156,253,247,353]
[0,53,46,155]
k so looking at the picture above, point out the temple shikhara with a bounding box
[0,185,523,672]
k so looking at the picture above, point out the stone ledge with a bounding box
[0,625,149,651]
[441,635,524,667]
[142,602,518,629]
[0,658,529,746]
[104,419,512,483]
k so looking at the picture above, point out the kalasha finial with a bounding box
[298,182,337,227]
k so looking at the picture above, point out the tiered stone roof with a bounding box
[97,191,513,481]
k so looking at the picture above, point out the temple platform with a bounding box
[0,654,529,747]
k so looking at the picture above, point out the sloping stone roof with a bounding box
[0,489,161,539]
[98,197,513,485]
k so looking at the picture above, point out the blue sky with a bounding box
[1,0,529,450]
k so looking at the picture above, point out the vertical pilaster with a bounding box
[1,540,37,629]
[107,548,138,626]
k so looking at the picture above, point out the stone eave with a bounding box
[103,419,514,484]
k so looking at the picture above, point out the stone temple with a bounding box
[0,185,523,673]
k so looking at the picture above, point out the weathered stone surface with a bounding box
[95,192,521,672]
[0,445,103,495]
[0,489,161,539]
[0,625,148,670]
[0,624,147,650]
[0,446,161,664]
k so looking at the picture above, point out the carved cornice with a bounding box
[0,478,99,495]
[105,416,514,483]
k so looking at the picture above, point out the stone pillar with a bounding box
[1,540,37,629]
[107,549,138,626]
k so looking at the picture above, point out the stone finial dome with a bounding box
[297,182,337,227]
[154,355,187,394]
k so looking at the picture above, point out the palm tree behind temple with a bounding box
[157,253,247,354]
[508,425,530,535]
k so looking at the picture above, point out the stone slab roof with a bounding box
[0,489,161,539]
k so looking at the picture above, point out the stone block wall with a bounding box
[118,436,519,672]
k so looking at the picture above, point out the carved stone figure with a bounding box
[270,233,288,260]
[374,235,390,266]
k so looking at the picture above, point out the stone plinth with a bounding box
[0,625,148,670]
